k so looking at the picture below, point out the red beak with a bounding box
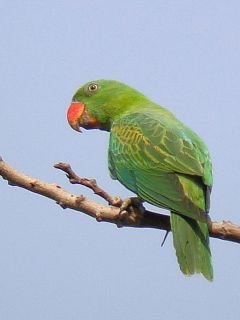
[67,102,85,132]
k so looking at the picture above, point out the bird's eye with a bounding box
[88,83,98,92]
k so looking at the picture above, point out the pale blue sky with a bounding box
[1,1,240,319]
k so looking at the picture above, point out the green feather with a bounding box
[71,79,213,280]
[108,110,213,280]
[170,213,213,280]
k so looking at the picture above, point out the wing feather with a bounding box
[108,109,212,217]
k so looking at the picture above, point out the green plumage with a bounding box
[70,80,213,280]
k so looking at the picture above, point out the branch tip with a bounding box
[54,162,70,171]
[55,161,119,205]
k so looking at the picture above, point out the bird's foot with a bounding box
[117,197,145,227]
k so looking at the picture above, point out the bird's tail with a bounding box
[170,211,213,281]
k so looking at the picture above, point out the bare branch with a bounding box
[209,220,240,243]
[54,162,122,206]
[0,157,240,243]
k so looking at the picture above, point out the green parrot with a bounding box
[67,80,213,280]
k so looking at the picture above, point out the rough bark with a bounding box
[1,157,240,243]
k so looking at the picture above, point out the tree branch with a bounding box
[0,157,240,243]
[54,162,123,206]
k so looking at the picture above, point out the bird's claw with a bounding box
[117,197,145,227]
[120,197,143,212]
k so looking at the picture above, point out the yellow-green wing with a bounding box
[109,109,212,220]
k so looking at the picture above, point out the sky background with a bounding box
[0,1,240,319]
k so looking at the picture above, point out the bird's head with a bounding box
[67,79,148,132]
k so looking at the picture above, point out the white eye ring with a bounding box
[88,83,98,92]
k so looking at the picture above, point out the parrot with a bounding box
[67,79,213,281]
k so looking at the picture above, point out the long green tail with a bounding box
[170,212,213,281]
